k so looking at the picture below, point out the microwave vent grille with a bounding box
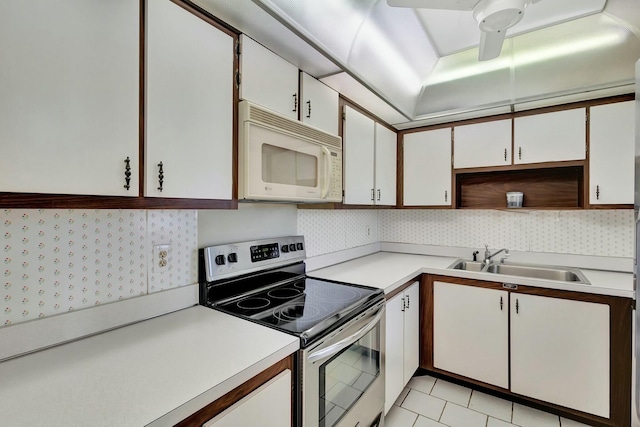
[248,104,342,150]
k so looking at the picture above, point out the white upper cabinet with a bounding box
[374,123,397,206]
[403,128,452,206]
[145,0,233,199]
[343,106,375,204]
[589,100,635,205]
[0,0,139,196]
[454,120,512,169]
[510,293,609,417]
[300,72,339,135]
[239,35,299,119]
[514,108,586,165]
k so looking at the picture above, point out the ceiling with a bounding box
[192,0,640,128]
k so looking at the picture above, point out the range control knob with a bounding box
[227,253,238,263]
[215,255,226,266]
[296,243,304,251]
[281,245,289,253]
[289,243,296,252]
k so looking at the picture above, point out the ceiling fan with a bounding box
[387,0,543,61]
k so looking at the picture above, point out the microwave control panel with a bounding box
[327,150,343,202]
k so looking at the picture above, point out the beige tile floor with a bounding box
[386,375,592,427]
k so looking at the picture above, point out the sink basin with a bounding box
[447,259,590,284]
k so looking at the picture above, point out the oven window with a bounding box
[261,144,318,187]
[318,326,380,427]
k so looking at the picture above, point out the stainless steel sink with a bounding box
[447,259,590,284]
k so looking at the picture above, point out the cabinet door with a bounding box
[374,124,397,206]
[300,72,339,135]
[589,101,635,205]
[344,106,375,205]
[0,0,139,196]
[433,281,509,388]
[510,294,609,417]
[514,108,586,164]
[240,35,299,119]
[146,0,233,199]
[384,292,405,414]
[403,282,420,385]
[204,370,291,427]
[403,129,452,206]
[454,120,512,169]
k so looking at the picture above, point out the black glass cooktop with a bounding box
[212,277,383,344]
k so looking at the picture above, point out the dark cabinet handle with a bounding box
[401,297,405,312]
[596,185,600,200]
[306,100,311,118]
[515,298,519,314]
[518,146,522,160]
[377,189,381,201]
[123,157,131,190]
[500,296,503,311]
[504,148,507,162]
[157,162,164,192]
[406,295,410,309]
[292,93,298,112]
[445,190,448,202]
[371,188,375,201]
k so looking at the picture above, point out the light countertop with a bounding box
[0,306,299,427]
[308,252,634,298]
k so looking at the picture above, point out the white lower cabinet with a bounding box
[433,281,509,388]
[431,279,611,419]
[510,293,610,417]
[385,282,419,414]
[203,370,291,427]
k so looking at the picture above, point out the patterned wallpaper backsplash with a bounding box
[299,209,634,259]
[2,209,197,327]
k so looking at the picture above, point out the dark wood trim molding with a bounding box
[0,193,238,209]
[386,276,421,301]
[175,354,295,427]
[421,274,633,427]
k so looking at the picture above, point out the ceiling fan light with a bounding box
[474,0,527,32]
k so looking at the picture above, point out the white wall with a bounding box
[198,203,297,247]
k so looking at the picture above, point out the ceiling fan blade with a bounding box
[478,30,506,61]
[386,0,479,11]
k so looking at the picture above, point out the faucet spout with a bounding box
[483,245,510,267]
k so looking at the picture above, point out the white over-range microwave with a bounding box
[238,100,343,203]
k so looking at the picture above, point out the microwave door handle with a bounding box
[321,147,331,198]
[307,306,384,364]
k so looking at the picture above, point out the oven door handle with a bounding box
[308,305,384,364]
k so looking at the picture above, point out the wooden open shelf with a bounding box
[455,165,584,209]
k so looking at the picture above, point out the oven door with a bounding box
[301,301,385,427]
[244,122,334,202]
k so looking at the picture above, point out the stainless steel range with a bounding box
[199,236,385,427]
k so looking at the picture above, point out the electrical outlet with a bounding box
[154,244,170,270]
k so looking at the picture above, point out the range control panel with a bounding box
[202,236,306,282]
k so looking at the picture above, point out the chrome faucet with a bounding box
[482,244,509,270]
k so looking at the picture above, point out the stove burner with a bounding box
[267,287,302,299]
[237,297,270,310]
[293,281,305,290]
[308,287,361,304]
[273,303,323,323]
